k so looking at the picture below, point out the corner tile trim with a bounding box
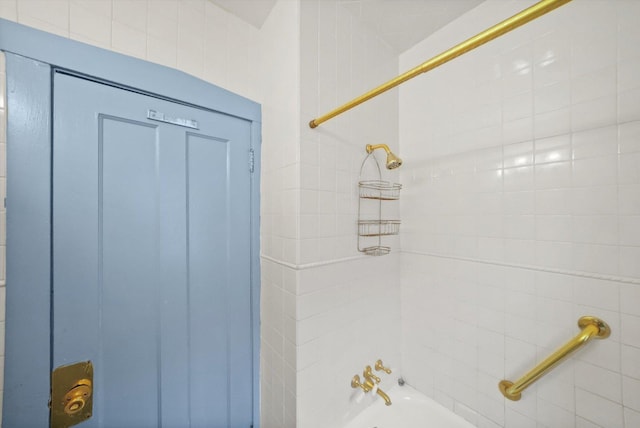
[260,254,369,270]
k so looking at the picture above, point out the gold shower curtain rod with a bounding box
[308,0,572,129]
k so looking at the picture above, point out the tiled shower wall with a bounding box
[400,1,640,427]
[259,1,300,426]
[293,1,401,427]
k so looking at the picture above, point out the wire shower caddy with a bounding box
[357,153,402,256]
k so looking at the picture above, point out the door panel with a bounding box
[53,72,253,427]
[187,134,231,425]
[101,116,162,426]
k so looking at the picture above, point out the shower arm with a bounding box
[308,0,572,129]
[365,144,402,170]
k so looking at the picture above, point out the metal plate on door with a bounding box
[50,361,93,428]
[147,109,199,129]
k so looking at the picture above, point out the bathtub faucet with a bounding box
[374,387,392,406]
[351,368,393,406]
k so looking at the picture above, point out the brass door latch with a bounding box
[50,361,94,428]
[63,379,92,415]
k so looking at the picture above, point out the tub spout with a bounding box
[376,387,392,406]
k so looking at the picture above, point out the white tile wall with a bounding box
[295,256,401,428]
[299,0,399,265]
[259,1,300,425]
[0,0,261,101]
[400,1,640,427]
[260,259,297,428]
[295,2,401,427]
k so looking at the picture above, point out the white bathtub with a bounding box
[343,384,476,428]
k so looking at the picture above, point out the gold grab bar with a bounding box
[499,316,610,401]
[308,0,572,129]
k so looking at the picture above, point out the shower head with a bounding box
[366,144,403,169]
[385,152,402,170]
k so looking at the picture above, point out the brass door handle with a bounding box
[51,361,94,428]
[64,380,92,415]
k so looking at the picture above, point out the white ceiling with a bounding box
[211,0,278,29]
[210,0,483,53]
[338,0,483,53]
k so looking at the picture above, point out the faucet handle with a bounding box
[363,366,381,383]
[375,359,392,374]
[351,375,364,390]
